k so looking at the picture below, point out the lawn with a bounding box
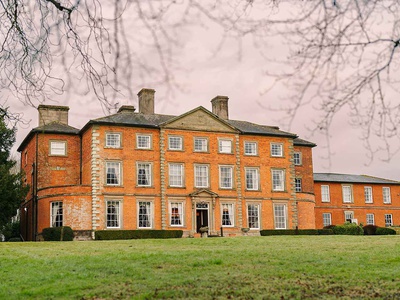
[1,236,399,299]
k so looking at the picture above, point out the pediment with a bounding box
[189,189,219,198]
[161,107,238,133]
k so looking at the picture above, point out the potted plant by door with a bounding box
[199,226,209,238]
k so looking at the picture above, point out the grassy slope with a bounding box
[1,236,400,299]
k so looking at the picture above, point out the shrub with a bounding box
[363,225,378,235]
[8,237,22,242]
[1,221,20,241]
[259,229,333,236]
[375,227,396,235]
[95,230,183,240]
[331,223,363,235]
[42,226,74,241]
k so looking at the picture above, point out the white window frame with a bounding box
[170,202,184,227]
[221,203,234,227]
[295,178,302,192]
[274,204,287,229]
[366,213,375,225]
[137,162,152,187]
[271,143,283,157]
[364,186,373,203]
[344,211,354,223]
[105,132,121,148]
[342,185,353,203]
[383,187,391,204]
[50,141,66,156]
[385,214,393,227]
[194,164,209,188]
[245,167,259,191]
[106,200,121,228]
[322,213,331,227]
[244,141,257,156]
[194,137,208,152]
[218,139,232,154]
[168,136,183,151]
[294,152,302,165]
[219,165,233,189]
[138,201,153,228]
[169,163,184,187]
[271,169,285,191]
[106,161,121,186]
[247,204,260,229]
[50,201,63,227]
[321,185,330,203]
[136,134,152,149]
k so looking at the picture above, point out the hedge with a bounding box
[330,223,363,235]
[375,227,397,235]
[42,226,74,241]
[260,229,334,236]
[95,230,183,240]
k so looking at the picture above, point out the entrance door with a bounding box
[196,203,209,233]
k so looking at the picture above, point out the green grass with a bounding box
[1,236,400,299]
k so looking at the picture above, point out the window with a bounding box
[364,186,373,203]
[194,138,208,152]
[321,185,330,202]
[138,201,152,228]
[294,152,302,165]
[366,213,375,225]
[274,204,287,229]
[195,165,209,188]
[344,211,354,223]
[385,214,393,227]
[50,201,63,227]
[247,204,260,229]
[245,168,259,191]
[342,185,353,203]
[106,200,120,228]
[322,213,331,227]
[137,163,152,186]
[219,166,233,189]
[244,142,257,155]
[50,141,66,156]
[106,161,121,186]
[272,169,285,191]
[168,136,183,150]
[271,143,283,157]
[136,134,151,149]
[295,178,302,192]
[106,133,121,148]
[221,203,234,227]
[170,202,183,226]
[169,163,183,187]
[383,187,391,204]
[219,139,232,154]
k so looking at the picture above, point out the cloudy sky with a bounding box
[7,1,400,181]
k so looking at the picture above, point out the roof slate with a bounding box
[314,173,400,184]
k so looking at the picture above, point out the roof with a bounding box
[293,138,316,147]
[314,173,400,185]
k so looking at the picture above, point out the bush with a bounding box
[375,227,397,235]
[1,222,20,241]
[95,230,183,240]
[8,237,22,242]
[331,223,363,235]
[259,229,333,236]
[363,225,378,235]
[42,226,74,241]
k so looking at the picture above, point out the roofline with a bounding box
[313,173,400,185]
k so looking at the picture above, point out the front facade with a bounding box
[18,89,316,240]
[314,173,400,228]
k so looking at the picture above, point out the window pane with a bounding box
[194,138,207,152]
[345,212,354,222]
[106,162,120,185]
[219,140,232,153]
[137,163,151,186]
[246,168,259,190]
[51,202,63,227]
[383,187,391,204]
[295,178,302,192]
[220,166,233,189]
[170,202,183,226]
[271,143,283,157]
[244,142,257,155]
[50,141,66,155]
[138,202,152,228]
[321,185,330,202]
[106,133,121,148]
[364,187,373,203]
[342,186,352,203]
[169,164,183,187]
[274,204,286,229]
[366,214,374,225]
[169,136,182,150]
[195,165,209,188]
[294,152,302,165]
[322,213,331,227]
[247,204,259,229]
[222,203,234,227]
[107,201,120,228]
[272,170,284,191]
[137,135,151,149]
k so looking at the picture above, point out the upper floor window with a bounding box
[137,162,152,187]
[244,142,257,156]
[106,133,121,148]
[271,169,285,191]
[321,185,330,202]
[383,187,391,204]
[50,141,66,156]
[294,152,302,165]
[195,164,209,188]
[136,134,151,149]
[295,178,302,192]
[219,139,232,154]
[322,213,331,227]
[271,143,283,157]
[219,166,233,189]
[50,201,63,227]
[245,168,259,191]
[168,136,183,151]
[342,185,353,203]
[106,161,121,186]
[194,137,208,152]
[169,163,184,187]
[106,200,120,228]
[364,186,373,203]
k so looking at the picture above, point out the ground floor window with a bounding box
[344,211,354,223]
[385,214,393,227]
[322,213,331,227]
[247,204,260,229]
[51,201,63,227]
[138,201,152,228]
[274,204,287,229]
[170,202,183,226]
[106,200,120,228]
[221,203,234,227]
[366,213,375,225]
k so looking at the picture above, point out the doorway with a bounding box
[196,203,209,233]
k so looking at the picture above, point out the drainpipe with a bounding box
[33,133,39,241]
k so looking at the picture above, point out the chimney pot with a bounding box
[138,88,155,114]
[38,105,69,126]
[117,105,136,113]
[211,95,229,120]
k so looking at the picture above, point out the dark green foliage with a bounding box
[1,221,20,241]
[42,226,74,241]
[95,230,183,240]
[260,229,333,236]
[363,225,378,235]
[375,227,396,235]
[8,237,22,242]
[331,223,363,235]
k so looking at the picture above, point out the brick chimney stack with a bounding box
[211,95,229,120]
[138,88,155,114]
[38,105,69,126]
